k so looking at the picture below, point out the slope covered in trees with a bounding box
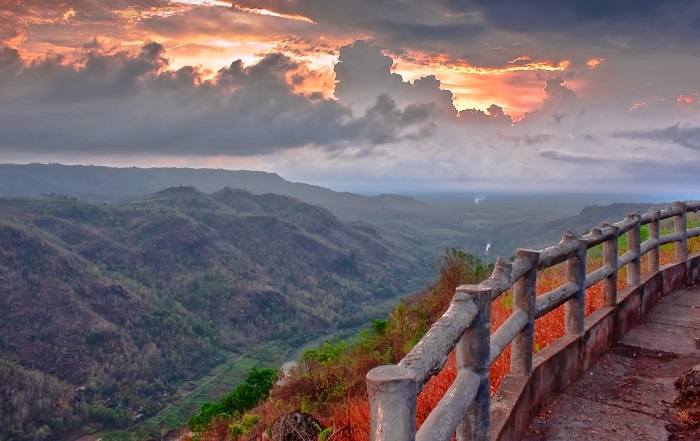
[190,213,700,441]
[0,187,433,440]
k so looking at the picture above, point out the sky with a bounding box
[1,1,700,195]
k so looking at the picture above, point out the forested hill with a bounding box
[0,163,427,224]
[0,187,432,440]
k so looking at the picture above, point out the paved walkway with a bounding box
[525,285,700,441]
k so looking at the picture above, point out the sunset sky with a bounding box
[1,0,700,194]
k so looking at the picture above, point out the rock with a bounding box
[675,363,700,408]
[270,411,324,441]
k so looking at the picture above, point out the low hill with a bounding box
[0,188,433,440]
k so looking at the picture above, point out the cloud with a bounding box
[0,43,435,157]
[457,104,513,126]
[3,0,700,196]
[519,77,584,125]
[230,0,492,57]
[334,40,457,116]
[539,149,607,164]
[357,94,436,144]
[613,124,700,150]
[462,0,700,51]
[500,133,552,146]
[0,0,160,51]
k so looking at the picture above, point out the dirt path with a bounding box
[523,285,700,441]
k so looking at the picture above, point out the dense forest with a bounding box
[0,187,434,440]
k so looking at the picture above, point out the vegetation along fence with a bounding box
[366,201,700,441]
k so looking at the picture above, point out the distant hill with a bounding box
[0,187,433,440]
[0,163,428,224]
[483,202,662,253]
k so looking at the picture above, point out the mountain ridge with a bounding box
[0,163,427,224]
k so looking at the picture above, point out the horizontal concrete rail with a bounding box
[584,264,614,289]
[535,282,578,319]
[368,201,700,441]
[489,310,528,366]
[398,292,479,388]
[416,369,480,441]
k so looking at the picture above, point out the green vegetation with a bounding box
[276,249,491,411]
[188,248,491,439]
[145,356,258,433]
[0,173,679,440]
[0,188,433,440]
[188,367,278,436]
[589,215,700,257]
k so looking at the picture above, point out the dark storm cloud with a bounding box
[350,94,435,145]
[232,0,487,51]
[0,43,435,157]
[613,124,700,151]
[228,0,700,61]
[461,0,700,50]
[375,20,485,44]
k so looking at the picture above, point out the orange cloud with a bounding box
[393,53,570,117]
[63,8,76,20]
[677,93,699,104]
[169,0,232,7]
[630,101,649,111]
[234,6,315,23]
[586,58,604,69]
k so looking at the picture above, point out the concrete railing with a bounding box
[367,201,700,441]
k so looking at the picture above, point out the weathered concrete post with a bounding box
[626,213,641,287]
[647,208,661,274]
[511,249,539,375]
[565,235,586,335]
[366,365,417,441]
[674,201,688,263]
[455,285,491,441]
[603,225,619,307]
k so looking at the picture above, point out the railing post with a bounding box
[626,213,641,287]
[511,249,539,375]
[366,365,417,441]
[455,285,491,441]
[674,201,688,263]
[647,208,661,274]
[565,234,586,335]
[603,225,619,307]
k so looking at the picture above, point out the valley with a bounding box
[0,164,688,440]
[0,186,432,440]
